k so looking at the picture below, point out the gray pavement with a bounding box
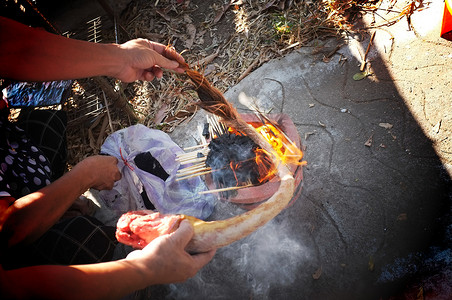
[168,1,452,299]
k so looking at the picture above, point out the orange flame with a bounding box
[253,123,306,166]
[252,123,306,183]
[254,147,277,183]
[222,122,306,185]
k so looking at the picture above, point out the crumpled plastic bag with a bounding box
[98,124,216,221]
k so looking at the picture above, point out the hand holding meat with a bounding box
[125,220,216,285]
[2,221,215,300]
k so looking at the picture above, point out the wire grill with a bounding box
[63,15,116,127]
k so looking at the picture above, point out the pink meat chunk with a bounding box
[116,210,183,249]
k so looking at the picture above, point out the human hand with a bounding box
[125,220,216,285]
[115,39,186,82]
[75,155,121,190]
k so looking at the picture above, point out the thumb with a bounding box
[191,248,217,267]
[170,219,194,247]
[151,52,180,70]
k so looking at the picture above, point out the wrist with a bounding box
[69,158,96,191]
[124,256,159,287]
[103,43,128,79]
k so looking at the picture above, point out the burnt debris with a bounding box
[206,133,274,195]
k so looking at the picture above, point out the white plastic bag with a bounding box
[98,124,216,220]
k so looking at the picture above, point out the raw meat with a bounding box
[116,210,184,249]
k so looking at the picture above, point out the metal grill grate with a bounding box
[63,15,115,127]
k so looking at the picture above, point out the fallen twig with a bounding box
[360,31,376,72]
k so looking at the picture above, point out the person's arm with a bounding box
[0,16,185,82]
[1,155,120,247]
[1,220,216,300]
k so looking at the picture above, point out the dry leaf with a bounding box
[304,131,316,140]
[153,103,170,124]
[312,267,322,279]
[417,286,424,300]
[199,52,219,66]
[96,115,109,148]
[309,103,315,108]
[397,213,407,221]
[432,120,441,134]
[88,129,96,151]
[368,256,374,271]
[195,29,206,45]
[379,123,393,129]
[204,64,217,76]
[213,1,234,24]
[185,23,197,49]
[249,0,276,18]
[156,9,171,22]
[364,134,373,147]
[353,71,369,81]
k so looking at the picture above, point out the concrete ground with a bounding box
[168,1,452,299]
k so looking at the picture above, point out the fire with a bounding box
[213,121,305,187]
[253,147,276,183]
[252,123,306,183]
[253,123,305,166]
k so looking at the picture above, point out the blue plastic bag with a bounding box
[2,80,73,107]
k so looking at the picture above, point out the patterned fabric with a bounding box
[0,115,52,198]
[0,99,117,269]
[16,109,67,180]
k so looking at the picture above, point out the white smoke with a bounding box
[167,211,312,300]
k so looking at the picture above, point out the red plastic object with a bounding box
[441,0,452,41]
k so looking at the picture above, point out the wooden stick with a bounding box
[177,162,206,172]
[177,167,211,176]
[208,115,221,135]
[360,31,376,72]
[177,155,208,164]
[176,153,208,162]
[215,115,227,135]
[177,164,209,172]
[210,114,225,135]
[179,157,207,165]
[176,149,209,158]
[183,143,209,151]
[175,169,213,181]
[198,183,254,195]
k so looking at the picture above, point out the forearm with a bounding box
[3,260,155,300]
[0,17,122,81]
[3,161,96,246]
